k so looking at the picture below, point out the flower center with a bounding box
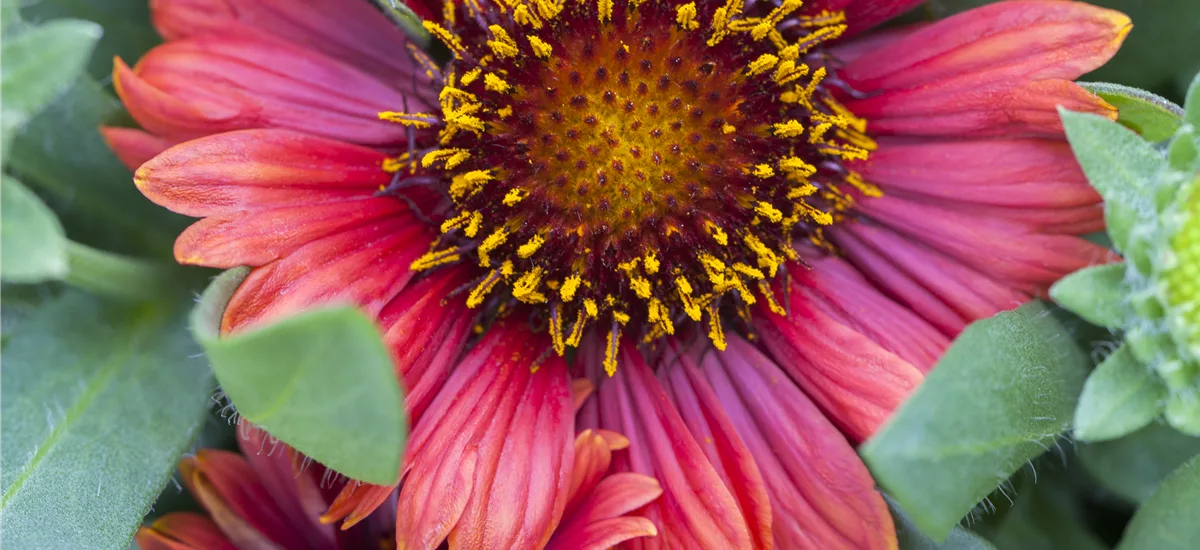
[390,0,877,372]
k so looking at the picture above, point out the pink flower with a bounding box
[113,0,1130,547]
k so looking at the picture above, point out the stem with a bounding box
[64,241,183,302]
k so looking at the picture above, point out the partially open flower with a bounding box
[111,0,1130,546]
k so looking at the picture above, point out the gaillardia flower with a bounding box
[110,0,1129,547]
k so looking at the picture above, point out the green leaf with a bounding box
[1116,452,1200,550]
[1185,71,1200,129]
[1074,344,1165,442]
[21,0,160,82]
[1079,82,1183,142]
[861,301,1090,541]
[192,270,407,485]
[0,289,213,549]
[0,18,100,158]
[890,498,997,550]
[1049,263,1130,329]
[1060,108,1166,252]
[1,175,67,282]
[1078,423,1200,504]
[7,76,184,256]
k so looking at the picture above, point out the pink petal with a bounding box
[396,322,575,550]
[220,215,429,333]
[585,341,759,550]
[118,35,424,145]
[756,283,924,444]
[701,338,897,550]
[658,349,774,549]
[134,129,390,218]
[149,0,432,92]
[99,126,173,172]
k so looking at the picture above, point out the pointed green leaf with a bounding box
[191,270,406,485]
[1079,423,1200,504]
[1060,108,1167,253]
[1079,82,1183,142]
[1075,345,1165,442]
[861,302,1089,541]
[0,18,99,158]
[0,289,212,549]
[1,175,67,282]
[1049,263,1130,328]
[1116,453,1200,550]
[1184,71,1200,129]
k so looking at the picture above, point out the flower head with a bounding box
[111,0,1130,547]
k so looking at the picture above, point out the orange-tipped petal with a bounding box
[563,429,631,517]
[756,280,924,444]
[99,126,173,172]
[841,1,1131,91]
[572,378,595,411]
[548,473,664,550]
[702,338,898,550]
[840,1,1130,137]
[233,422,337,546]
[134,129,390,218]
[136,514,238,550]
[586,342,761,550]
[149,0,431,91]
[396,322,575,550]
[220,215,429,333]
[117,35,424,145]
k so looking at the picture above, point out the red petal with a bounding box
[702,338,898,550]
[378,268,475,425]
[233,423,338,546]
[848,79,1115,138]
[841,1,1131,91]
[756,284,924,444]
[136,514,238,550]
[118,35,423,145]
[853,194,1111,288]
[396,322,575,550]
[175,197,409,268]
[99,126,172,172]
[135,129,389,217]
[586,342,759,550]
[549,473,664,550]
[659,350,774,549]
[852,138,1100,208]
[149,0,432,92]
[563,429,631,517]
[179,450,308,549]
[220,215,429,333]
[547,516,660,550]
[830,222,1028,335]
[793,254,950,372]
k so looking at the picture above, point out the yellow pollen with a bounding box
[528,35,554,58]
[467,269,503,308]
[503,188,528,206]
[477,227,509,266]
[675,3,700,30]
[755,201,784,223]
[773,120,805,137]
[484,73,511,93]
[643,252,660,274]
[487,25,520,58]
[560,275,582,302]
[378,111,438,127]
[751,164,776,179]
[517,234,545,257]
[513,268,548,303]
[598,0,613,22]
[422,148,472,169]
[747,54,779,76]
[722,123,736,134]
[603,328,620,376]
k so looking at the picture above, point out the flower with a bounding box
[110,0,1129,547]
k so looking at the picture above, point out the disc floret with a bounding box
[391,0,875,373]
